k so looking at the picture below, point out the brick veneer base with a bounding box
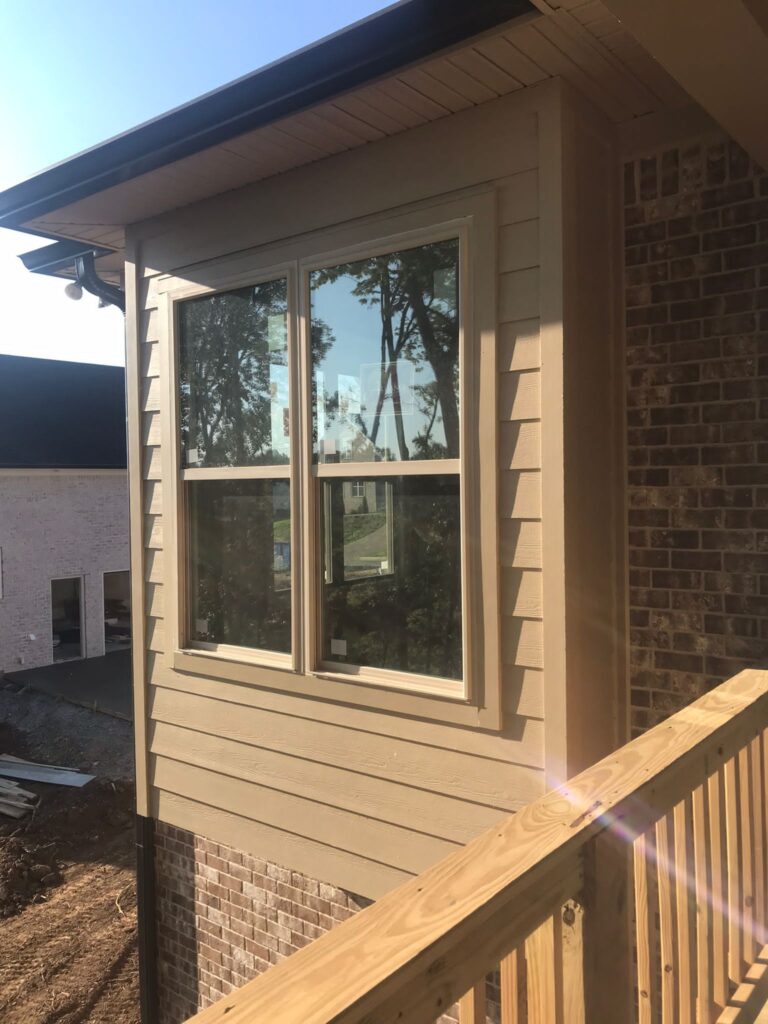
[154,822,372,1024]
[625,134,768,734]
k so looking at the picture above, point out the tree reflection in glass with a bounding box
[310,239,459,464]
[179,278,290,467]
[322,475,462,680]
[188,479,291,654]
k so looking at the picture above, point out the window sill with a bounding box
[172,649,502,730]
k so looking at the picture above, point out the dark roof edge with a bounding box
[0,0,534,231]
[19,239,114,275]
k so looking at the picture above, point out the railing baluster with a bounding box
[458,980,485,1024]
[560,899,584,1024]
[692,783,713,1023]
[737,746,755,964]
[708,766,728,1011]
[525,915,560,1024]
[656,813,677,1022]
[500,950,520,1024]
[724,755,744,982]
[749,736,765,947]
[634,830,659,1024]
[674,797,696,1024]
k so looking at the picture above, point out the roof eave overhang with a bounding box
[0,0,535,234]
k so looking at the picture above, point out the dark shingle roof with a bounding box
[0,355,126,469]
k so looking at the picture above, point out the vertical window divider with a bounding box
[297,261,318,677]
[286,263,304,675]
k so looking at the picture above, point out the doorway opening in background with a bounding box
[104,570,131,653]
[51,576,84,662]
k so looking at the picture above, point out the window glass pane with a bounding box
[188,479,291,654]
[321,475,461,680]
[179,278,289,468]
[310,238,459,464]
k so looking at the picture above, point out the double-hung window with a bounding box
[309,238,463,684]
[179,274,294,666]
[169,196,498,716]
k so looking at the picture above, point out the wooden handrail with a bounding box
[185,669,768,1024]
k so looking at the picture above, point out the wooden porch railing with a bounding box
[185,669,768,1024]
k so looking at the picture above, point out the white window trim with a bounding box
[159,186,501,729]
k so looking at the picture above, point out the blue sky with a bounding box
[0,0,391,365]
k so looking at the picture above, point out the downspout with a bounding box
[73,252,126,312]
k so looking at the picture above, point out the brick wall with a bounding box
[625,135,768,735]
[0,471,129,672]
[154,822,372,1023]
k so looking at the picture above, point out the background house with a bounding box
[0,355,130,673]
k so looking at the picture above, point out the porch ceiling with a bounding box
[3,0,689,257]
[599,0,768,171]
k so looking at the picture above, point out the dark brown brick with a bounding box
[703,224,757,251]
[655,650,704,672]
[701,181,755,209]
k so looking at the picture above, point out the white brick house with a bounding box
[0,355,129,674]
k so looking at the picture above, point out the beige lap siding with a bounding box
[125,83,621,907]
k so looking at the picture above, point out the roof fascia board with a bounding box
[0,0,535,230]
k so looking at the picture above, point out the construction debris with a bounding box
[0,754,94,791]
[0,778,38,819]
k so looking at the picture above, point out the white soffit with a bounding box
[24,5,690,251]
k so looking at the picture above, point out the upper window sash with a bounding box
[176,270,292,472]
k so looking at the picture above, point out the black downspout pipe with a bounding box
[136,814,159,1024]
[74,252,126,312]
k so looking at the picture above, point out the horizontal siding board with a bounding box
[149,686,545,803]
[146,616,165,654]
[143,481,163,515]
[139,307,159,346]
[497,169,538,226]
[144,550,163,584]
[148,657,543,765]
[151,755,458,874]
[140,341,160,379]
[499,319,541,371]
[499,267,539,322]
[501,568,543,619]
[499,370,541,422]
[140,377,161,413]
[144,514,163,550]
[145,583,164,618]
[142,446,162,481]
[500,420,541,470]
[141,411,161,447]
[503,666,545,720]
[500,520,543,569]
[499,219,539,273]
[500,470,542,519]
[501,617,544,670]
[150,723,506,845]
[153,790,409,898]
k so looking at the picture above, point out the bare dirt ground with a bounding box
[0,682,139,1024]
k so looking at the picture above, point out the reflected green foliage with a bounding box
[189,480,291,653]
[323,475,461,679]
[179,279,289,466]
[311,239,460,462]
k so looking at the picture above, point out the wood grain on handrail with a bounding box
[185,669,768,1024]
